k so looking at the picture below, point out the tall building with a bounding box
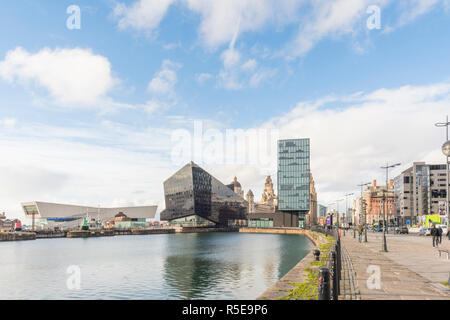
[352,197,363,226]
[318,204,327,218]
[364,180,396,225]
[394,162,449,225]
[306,173,317,226]
[160,162,248,227]
[277,138,310,228]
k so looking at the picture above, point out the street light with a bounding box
[344,193,354,236]
[380,162,401,252]
[435,116,450,230]
[358,182,371,242]
[327,202,336,231]
[335,199,344,236]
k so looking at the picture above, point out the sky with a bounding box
[1,0,450,220]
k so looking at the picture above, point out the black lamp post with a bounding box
[380,162,401,252]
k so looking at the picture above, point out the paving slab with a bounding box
[340,233,450,300]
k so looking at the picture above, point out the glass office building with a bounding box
[277,139,310,223]
[160,162,248,227]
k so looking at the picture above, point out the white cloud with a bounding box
[114,0,176,32]
[195,72,212,84]
[0,118,16,129]
[148,60,180,95]
[218,47,276,90]
[145,60,181,114]
[286,0,388,58]
[397,0,441,27]
[145,98,173,114]
[0,47,117,107]
[183,0,304,49]
[241,59,258,72]
[113,0,450,59]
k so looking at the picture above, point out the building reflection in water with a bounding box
[161,233,313,299]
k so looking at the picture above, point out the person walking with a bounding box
[431,225,438,247]
[437,225,443,244]
[447,228,450,240]
[357,224,363,243]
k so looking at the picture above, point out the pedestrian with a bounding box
[431,225,438,247]
[447,228,450,240]
[357,224,363,243]
[437,225,443,244]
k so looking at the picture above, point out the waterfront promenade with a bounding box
[340,232,450,300]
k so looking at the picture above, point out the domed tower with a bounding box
[246,190,255,213]
[231,176,244,197]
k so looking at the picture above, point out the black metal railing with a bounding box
[316,226,342,300]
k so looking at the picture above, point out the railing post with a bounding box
[334,242,341,296]
[330,250,338,300]
[318,267,331,300]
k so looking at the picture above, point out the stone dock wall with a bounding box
[0,232,36,241]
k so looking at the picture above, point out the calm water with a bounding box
[0,232,313,300]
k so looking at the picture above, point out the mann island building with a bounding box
[161,138,314,228]
[21,201,157,230]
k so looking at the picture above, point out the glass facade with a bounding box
[160,162,248,226]
[318,204,327,218]
[277,139,310,212]
[23,205,38,216]
[248,219,273,228]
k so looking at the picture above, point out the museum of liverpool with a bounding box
[21,201,157,229]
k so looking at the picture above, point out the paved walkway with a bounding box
[340,232,450,300]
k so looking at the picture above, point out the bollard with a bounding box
[330,251,338,300]
[335,240,341,295]
[318,267,331,300]
[313,249,321,261]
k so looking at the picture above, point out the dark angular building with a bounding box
[277,138,311,227]
[160,162,248,227]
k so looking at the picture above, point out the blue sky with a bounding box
[1,0,450,219]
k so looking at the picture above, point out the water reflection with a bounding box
[0,232,312,300]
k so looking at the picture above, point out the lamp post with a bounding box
[335,199,344,237]
[358,182,371,242]
[380,163,401,252]
[344,193,354,236]
[328,202,336,231]
[435,116,450,229]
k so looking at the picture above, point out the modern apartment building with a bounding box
[394,162,449,225]
[277,138,310,228]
